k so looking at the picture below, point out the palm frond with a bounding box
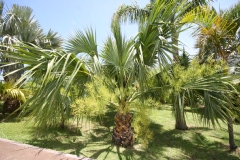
[1,43,90,128]
[182,73,239,127]
[3,80,26,102]
[65,28,98,58]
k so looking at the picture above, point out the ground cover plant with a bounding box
[0,105,240,160]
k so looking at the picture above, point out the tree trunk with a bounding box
[227,115,238,151]
[171,22,179,61]
[175,112,188,130]
[112,112,134,147]
[174,95,188,130]
[60,116,65,129]
[2,98,20,115]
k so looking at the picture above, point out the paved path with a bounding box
[0,138,92,160]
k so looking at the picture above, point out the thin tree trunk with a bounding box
[174,94,188,130]
[171,24,179,61]
[112,112,134,147]
[60,115,65,129]
[175,109,188,130]
[227,115,238,151]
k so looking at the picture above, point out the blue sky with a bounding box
[5,0,240,56]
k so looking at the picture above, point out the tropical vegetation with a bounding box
[0,0,240,159]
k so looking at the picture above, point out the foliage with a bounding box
[167,58,228,93]
[132,110,153,147]
[153,57,240,130]
[131,99,160,147]
[182,6,238,61]
[65,28,98,57]
[114,0,213,60]
[1,43,89,128]
[71,81,111,119]
[3,80,26,103]
[1,0,240,150]
[0,1,62,80]
[179,48,190,69]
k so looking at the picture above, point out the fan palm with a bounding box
[0,23,136,146]
[101,21,147,147]
[1,43,89,128]
[66,20,150,147]
[0,1,62,81]
[0,2,63,115]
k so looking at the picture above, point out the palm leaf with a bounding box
[65,28,98,58]
[1,43,89,128]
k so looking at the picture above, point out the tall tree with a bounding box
[178,3,240,151]
[0,1,62,81]
[114,0,219,131]
[101,21,140,147]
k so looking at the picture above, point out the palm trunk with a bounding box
[171,22,179,61]
[60,115,65,129]
[227,115,238,151]
[174,94,188,130]
[3,98,20,114]
[175,117,188,130]
[175,108,188,130]
[112,112,134,147]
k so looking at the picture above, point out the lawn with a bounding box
[0,105,239,160]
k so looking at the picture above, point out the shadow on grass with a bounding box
[27,126,90,158]
[95,107,116,128]
[0,112,23,123]
[23,121,240,160]
[15,110,239,160]
[145,124,240,160]
[83,126,148,159]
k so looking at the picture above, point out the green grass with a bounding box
[0,106,240,160]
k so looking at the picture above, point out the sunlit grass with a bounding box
[0,105,239,160]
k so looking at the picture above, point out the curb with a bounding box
[0,138,92,160]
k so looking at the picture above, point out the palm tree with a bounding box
[2,1,239,150]
[102,20,153,147]
[181,4,240,151]
[182,5,239,62]
[65,0,189,145]
[223,1,240,39]
[114,0,223,131]
[1,42,89,128]
[153,57,240,151]
[113,0,213,60]
[0,1,62,81]
[66,20,150,147]
[0,2,62,115]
